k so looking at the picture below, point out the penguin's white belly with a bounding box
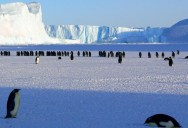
[11,93,20,117]
[159,121,174,128]
[146,122,158,127]
[36,58,39,64]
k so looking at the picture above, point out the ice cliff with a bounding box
[45,25,164,44]
[0,2,169,45]
[0,2,58,45]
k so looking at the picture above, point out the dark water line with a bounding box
[0,44,188,51]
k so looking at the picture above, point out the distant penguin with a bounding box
[144,114,181,128]
[70,53,74,60]
[35,56,40,64]
[139,52,142,58]
[148,52,151,58]
[118,53,122,64]
[5,89,21,118]
[177,50,180,55]
[169,57,173,66]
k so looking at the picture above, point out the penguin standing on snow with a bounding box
[5,89,21,118]
[118,53,122,64]
[144,114,181,128]
[169,57,173,67]
[35,56,40,64]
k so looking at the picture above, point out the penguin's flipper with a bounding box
[6,92,16,118]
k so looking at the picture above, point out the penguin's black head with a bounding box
[144,117,151,124]
[14,89,21,92]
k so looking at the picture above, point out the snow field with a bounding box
[0,51,188,128]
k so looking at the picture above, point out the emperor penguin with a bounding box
[169,57,173,67]
[144,114,181,128]
[35,56,40,64]
[5,89,21,118]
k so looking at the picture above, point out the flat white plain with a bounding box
[0,51,188,128]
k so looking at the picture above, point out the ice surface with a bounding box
[45,25,164,44]
[27,2,40,14]
[0,50,188,128]
[0,2,167,45]
[0,2,58,45]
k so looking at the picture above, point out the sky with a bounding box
[1,0,188,27]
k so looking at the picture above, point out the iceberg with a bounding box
[45,25,164,44]
[0,2,58,45]
[0,2,165,45]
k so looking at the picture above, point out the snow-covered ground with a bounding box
[0,50,188,128]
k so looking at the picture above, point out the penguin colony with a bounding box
[1,50,186,127]
[2,50,186,66]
